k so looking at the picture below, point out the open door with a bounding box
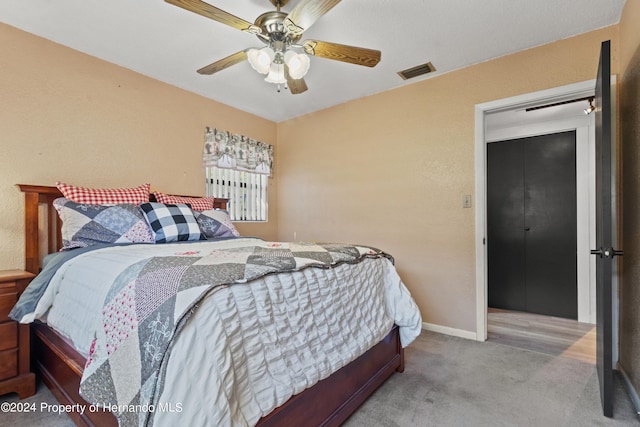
[591,39,621,418]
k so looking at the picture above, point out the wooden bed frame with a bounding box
[17,184,405,427]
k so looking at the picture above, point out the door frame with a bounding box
[474,80,598,341]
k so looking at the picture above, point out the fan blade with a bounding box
[197,51,248,75]
[284,0,341,35]
[302,40,381,67]
[165,0,262,34]
[285,65,308,94]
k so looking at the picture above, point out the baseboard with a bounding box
[617,363,640,416]
[422,322,477,341]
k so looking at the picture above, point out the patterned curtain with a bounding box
[203,127,274,176]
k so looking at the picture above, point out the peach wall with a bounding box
[277,26,619,333]
[619,0,640,73]
[618,0,640,406]
[0,23,278,270]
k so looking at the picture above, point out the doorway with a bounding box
[487,131,577,319]
[474,80,598,341]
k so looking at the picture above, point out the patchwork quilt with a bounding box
[78,239,392,426]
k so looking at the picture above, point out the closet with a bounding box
[487,130,577,319]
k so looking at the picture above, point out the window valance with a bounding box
[203,127,274,176]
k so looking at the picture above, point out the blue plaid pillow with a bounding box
[140,202,204,243]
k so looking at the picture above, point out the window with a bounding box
[202,127,272,221]
[206,166,268,221]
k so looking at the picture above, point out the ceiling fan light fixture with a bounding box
[168,0,382,95]
[284,50,310,79]
[265,62,286,84]
[247,47,275,74]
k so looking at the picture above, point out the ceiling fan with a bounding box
[165,0,382,94]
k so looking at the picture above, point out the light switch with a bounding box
[463,195,472,208]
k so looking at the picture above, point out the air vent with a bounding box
[397,62,436,80]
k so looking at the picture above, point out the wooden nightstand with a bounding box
[0,270,36,399]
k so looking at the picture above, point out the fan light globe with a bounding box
[247,47,275,74]
[284,51,310,79]
[265,62,286,84]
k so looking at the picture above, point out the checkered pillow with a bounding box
[56,182,150,205]
[153,192,215,211]
[140,202,204,243]
[53,198,154,250]
[196,209,240,238]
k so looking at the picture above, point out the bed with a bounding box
[12,183,422,426]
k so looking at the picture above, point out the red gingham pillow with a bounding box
[153,192,215,211]
[56,182,150,205]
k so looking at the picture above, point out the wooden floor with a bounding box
[487,308,596,364]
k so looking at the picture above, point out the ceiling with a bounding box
[0,0,626,122]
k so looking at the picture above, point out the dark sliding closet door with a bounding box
[487,131,577,319]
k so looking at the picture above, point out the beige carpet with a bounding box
[346,331,638,426]
[2,331,638,426]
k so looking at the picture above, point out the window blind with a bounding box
[206,167,267,221]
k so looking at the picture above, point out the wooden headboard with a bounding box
[17,184,228,274]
